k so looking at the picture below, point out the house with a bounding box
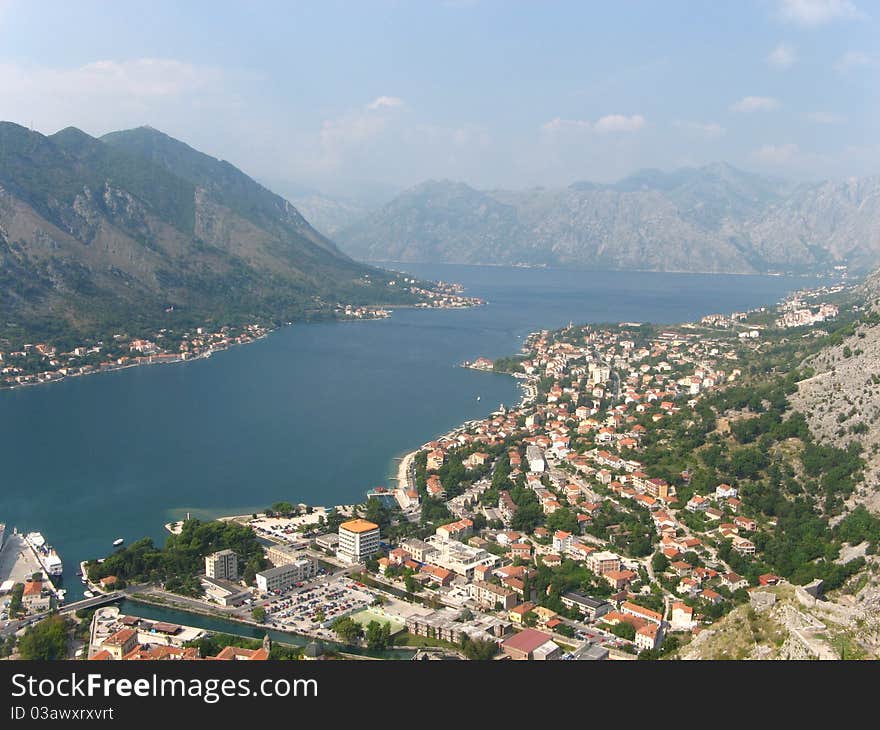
[508,602,536,624]
[603,569,638,590]
[705,507,723,521]
[621,601,663,625]
[734,516,757,532]
[541,554,562,568]
[508,543,533,561]
[21,580,52,613]
[670,602,695,631]
[426,449,445,470]
[758,574,781,586]
[436,518,473,542]
[699,588,723,605]
[686,495,709,512]
[419,565,454,586]
[502,628,561,660]
[495,530,522,546]
[732,536,756,555]
[722,572,749,591]
[715,484,738,500]
[670,561,692,577]
[465,452,490,469]
[473,564,494,583]
[552,531,573,553]
[532,606,559,626]
[635,623,663,651]
[100,628,139,660]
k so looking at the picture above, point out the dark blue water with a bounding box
[0,264,813,599]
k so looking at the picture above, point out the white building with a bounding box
[337,519,380,564]
[205,549,238,580]
[256,558,317,593]
[526,445,545,473]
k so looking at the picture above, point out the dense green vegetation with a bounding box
[17,615,71,660]
[331,616,362,644]
[7,582,24,617]
[86,518,266,596]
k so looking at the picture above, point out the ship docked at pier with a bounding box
[24,531,64,580]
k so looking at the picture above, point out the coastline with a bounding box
[0,330,271,395]
[0,297,486,396]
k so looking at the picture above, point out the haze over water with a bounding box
[0,264,817,597]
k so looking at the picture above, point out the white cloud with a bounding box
[541,117,592,133]
[366,95,405,111]
[835,50,874,71]
[673,120,726,138]
[767,43,797,68]
[778,0,862,26]
[754,143,799,163]
[730,96,780,112]
[541,114,645,135]
[806,111,845,123]
[594,114,646,133]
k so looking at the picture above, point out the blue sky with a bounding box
[0,0,877,196]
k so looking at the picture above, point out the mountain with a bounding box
[286,192,370,237]
[0,122,414,346]
[337,164,880,275]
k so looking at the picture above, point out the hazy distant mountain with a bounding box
[0,122,414,345]
[286,193,370,237]
[262,179,400,237]
[337,163,880,275]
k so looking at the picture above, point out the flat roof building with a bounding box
[338,519,380,564]
[256,558,317,594]
[205,549,238,581]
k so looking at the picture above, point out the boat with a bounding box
[83,590,95,598]
[112,538,124,547]
[23,532,63,578]
[476,395,481,401]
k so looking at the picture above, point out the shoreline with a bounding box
[0,298,487,397]
[371,259,846,280]
[0,331,270,395]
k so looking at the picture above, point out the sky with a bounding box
[0,0,878,199]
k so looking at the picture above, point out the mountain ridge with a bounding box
[0,121,416,347]
[337,165,880,275]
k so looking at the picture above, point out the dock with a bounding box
[0,531,43,589]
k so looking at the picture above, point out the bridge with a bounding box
[58,590,126,614]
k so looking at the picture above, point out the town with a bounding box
[0,285,865,661]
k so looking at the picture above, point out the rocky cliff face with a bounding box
[337,166,880,275]
[791,297,880,510]
[0,122,408,343]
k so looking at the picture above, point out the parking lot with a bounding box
[263,575,376,637]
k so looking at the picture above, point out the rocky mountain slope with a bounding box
[0,122,412,346]
[791,279,880,509]
[676,578,880,660]
[337,164,880,275]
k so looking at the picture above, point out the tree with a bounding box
[18,615,71,660]
[651,552,670,574]
[251,606,266,623]
[331,616,362,644]
[242,557,262,586]
[460,636,498,660]
[365,620,391,650]
[610,621,636,641]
